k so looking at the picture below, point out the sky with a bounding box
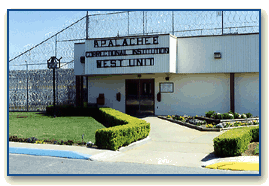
[8,9,260,62]
[8,10,88,59]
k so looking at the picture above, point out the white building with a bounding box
[74,33,259,117]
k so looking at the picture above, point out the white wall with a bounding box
[177,34,259,74]
[154,73,230,116]
[234,72,259,117]
[88,75,126,113]
[88,73,232,116]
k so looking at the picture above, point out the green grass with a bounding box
[9,112,106,143]
[254,143,259,155]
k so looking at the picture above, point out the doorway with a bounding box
[125,79,154,116]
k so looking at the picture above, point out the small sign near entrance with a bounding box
[160,82,174,93]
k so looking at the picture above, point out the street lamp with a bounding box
[47,56,62,117]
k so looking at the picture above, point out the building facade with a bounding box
[74,33,259,117]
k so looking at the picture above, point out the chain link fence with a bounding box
[8,10,259,111]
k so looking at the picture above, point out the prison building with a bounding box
[74,33,259,117]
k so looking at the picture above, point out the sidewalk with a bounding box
[97,116,222,167]
[9,116,259,172]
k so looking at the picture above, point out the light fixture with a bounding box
[80,56,85,63]
[165,77,170,81]
[214,51,221,59]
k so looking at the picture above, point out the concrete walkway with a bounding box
[93,116,222,167]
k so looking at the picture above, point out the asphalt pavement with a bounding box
[8,154,259,175]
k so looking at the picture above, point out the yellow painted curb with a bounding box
[205,162,259,171]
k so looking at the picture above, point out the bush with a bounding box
[222,113,234,119]
[205,110,215,118]
[246,112,253,118]
[241,113,247,119]
[234,113,241,119]
[95,108,150,150]
[213,113,223,119]
[46,104,98,117]
[213,126,259,157]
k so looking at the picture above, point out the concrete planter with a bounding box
[158,116,221,132]
[158,116,259,132]
[195,116,259,124]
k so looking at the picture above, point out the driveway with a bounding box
[103,116,222,167]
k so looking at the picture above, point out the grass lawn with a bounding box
[9,112,106,144]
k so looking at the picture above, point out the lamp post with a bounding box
[47,56,61,117]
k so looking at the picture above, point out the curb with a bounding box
[118,136,151,152]
[9,137,151,161]
[201,156,259,171]
[9,147,92,160]
[89,137,151,161]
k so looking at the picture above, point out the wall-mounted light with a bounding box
[138,74,141,78]
[165,77,170,81]
[214,52,221,59]
[80,56,85,63]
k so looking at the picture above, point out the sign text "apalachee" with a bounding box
[94,36,159,48]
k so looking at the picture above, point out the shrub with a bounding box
[234,113,241,119]
[213,126,259,157]
[246,112,253,118]
[241,113,247,119]
[95,108,150,150]
[46,104,98,117]
[213,113,223,119]
[223,113,234,119]
[205,110,215,118]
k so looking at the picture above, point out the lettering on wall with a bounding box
[96,58,154,68]
[86,48,169,58]
[85,36,169,69]
[93,36,159,48]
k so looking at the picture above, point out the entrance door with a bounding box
[126,79,154,116]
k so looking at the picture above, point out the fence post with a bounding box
[86,11,89,40]
[172,11,174,35]
[25,60,28,112]
[127,11,129,36]
[222,11,224,35]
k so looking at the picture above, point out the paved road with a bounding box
[8,154,259,175]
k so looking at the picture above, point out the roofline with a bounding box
[177,32,259,39]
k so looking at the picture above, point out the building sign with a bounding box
[93,36,159,48]
[86,48,169,58]
[85,34,177,74]
[160,82,174,93]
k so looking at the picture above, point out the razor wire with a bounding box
[9,10,259,111]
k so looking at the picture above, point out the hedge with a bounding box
[213,126,259,157]
[95,108,150,150]
[46,104,98,117]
